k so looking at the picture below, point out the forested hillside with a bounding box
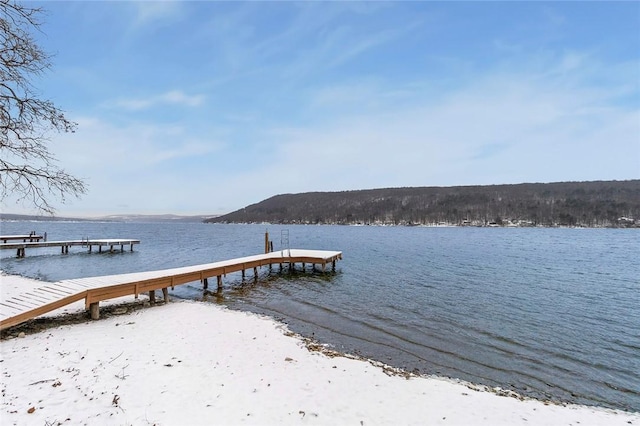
[206,181,640,227]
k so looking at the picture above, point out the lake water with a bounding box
[1,221,638,412]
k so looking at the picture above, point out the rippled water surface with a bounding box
[1,222,638,411]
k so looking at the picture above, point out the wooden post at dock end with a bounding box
[162,287,169,302]
[217,275,222,290]
[149,290,156,304]
[265,231,270,254]
[89,302,100,320]
[332,260,336,271]
[202,278,209,290]
[253,267,258,279]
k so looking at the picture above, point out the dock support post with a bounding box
[110,244,114,253]
[253,267,258,277]
[217,275,222,290]
[242,269,245,279]
[120,244,124,252]
[89,302,100,320]
[203,278,209,290]
[162,287,169,302]
[332,260,336,271]
[149,290,156,304]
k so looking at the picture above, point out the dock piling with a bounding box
[89,302,100,320]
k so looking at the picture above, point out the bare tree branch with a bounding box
[1,0,86,214]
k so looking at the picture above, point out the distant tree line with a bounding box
[206,180,640,228]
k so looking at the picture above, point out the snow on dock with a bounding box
[0,249,342,330]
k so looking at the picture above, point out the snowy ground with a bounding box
[1,273,638,425]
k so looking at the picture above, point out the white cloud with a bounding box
[105,90,206,111]
[132,1,184,28]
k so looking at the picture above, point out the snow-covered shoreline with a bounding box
[1,273,638,425]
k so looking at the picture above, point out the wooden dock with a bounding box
[1,233,45,243]
[0,238,140,258]
[0,249,342,331]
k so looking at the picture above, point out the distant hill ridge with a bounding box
[206,180,640,228]
[0,213,218,223]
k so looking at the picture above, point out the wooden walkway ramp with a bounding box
[0,249,342,331]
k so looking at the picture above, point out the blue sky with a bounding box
[7,1,640,216]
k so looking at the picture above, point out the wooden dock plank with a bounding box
[39,286,73,296]
[59,279,93,289]
[23,291,56,303]
[54,282,89,292]
[10,296,41,308]
[0,302,24,316]
[1,298,35,311]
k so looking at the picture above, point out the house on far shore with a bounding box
[617,217,636,227]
